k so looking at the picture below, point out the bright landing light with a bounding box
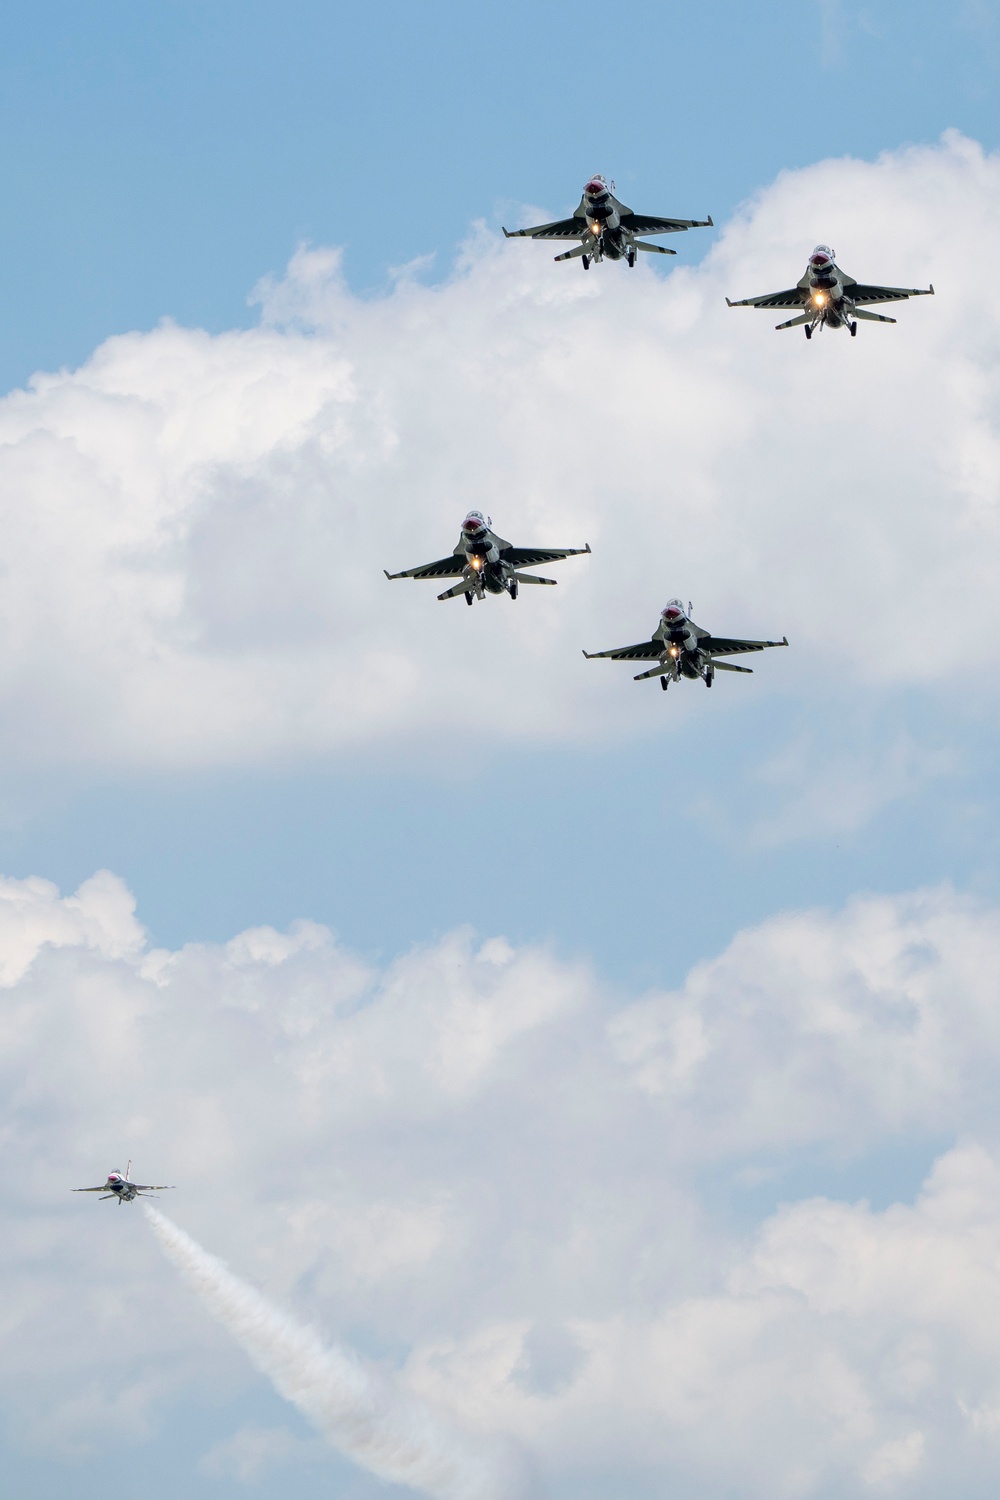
[813,293,826,305]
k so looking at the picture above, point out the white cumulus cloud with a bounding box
[1,869,1000,1496]
[0,132,995,770]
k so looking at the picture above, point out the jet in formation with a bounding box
[385,511,590,604]
[72,1161,174,1204]
[503,174,712,269]
[727,244,934,337]
[584,599,788,690]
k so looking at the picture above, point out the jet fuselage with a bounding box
[803,246,850,330]
[461,514,509,595]
[656,602,712,683]
[105,1174,139,1202]
[582,177,628,262]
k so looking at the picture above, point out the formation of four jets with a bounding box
[384,175,933,693]
[76,175,932,1204]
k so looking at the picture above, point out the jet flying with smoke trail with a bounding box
[145,1206,524,1500]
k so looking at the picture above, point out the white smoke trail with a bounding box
[145,1206,524,1500]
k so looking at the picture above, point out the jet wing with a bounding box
[72,1185,109,1192]
[621,213,713,235]
[133,1184,174,1192]
[703,636,788,657]
[502,545,591,568]
[582,639,661,661]
[727,289,805,309]
[384,557,466,581]
[502,216,586,241]
[848,283,934,305]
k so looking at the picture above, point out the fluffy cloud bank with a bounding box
[0,132,996,768]
[4,869,1000,1497]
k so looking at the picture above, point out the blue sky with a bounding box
[3,4,1000,1498]
[0,0,995,972]
[1,0,997,391]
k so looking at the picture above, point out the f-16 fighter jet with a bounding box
[385,511,591,604]
[726,244,934,337]
[72,1161,174,1205]
[584,599,787,690]
[503,174,712,269]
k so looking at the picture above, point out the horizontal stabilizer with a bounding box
[511,573,557,586]
[775,312,813,330]
[713,661,753,674]
[554,242,592,262]
[852,308,897,324]
[635,241,676,255]
[437,579,475,601]
[633,663,671,681]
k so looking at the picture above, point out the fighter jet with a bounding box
[584,599,787,690]
[72,1161,174,1205]
[726,244,934,337]
[384,511,591,604]
[503,174,712,269]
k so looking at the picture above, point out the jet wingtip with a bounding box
[725,298,733,307]
[584,542,592,554]
[502,227,512,238]
[706,215,714,227]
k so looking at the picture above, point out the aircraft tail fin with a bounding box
[126,1159,132,1182]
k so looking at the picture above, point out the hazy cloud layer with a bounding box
[4,869,1000,1497]
[0,132,995,769]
